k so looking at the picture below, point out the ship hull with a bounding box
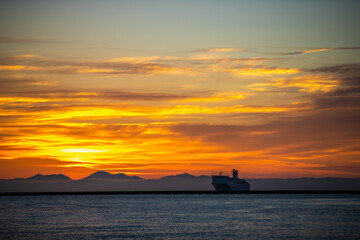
[212,182,250,191]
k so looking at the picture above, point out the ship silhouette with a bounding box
[212,169,250,191]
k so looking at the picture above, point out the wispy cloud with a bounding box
[195,48,244,52]
[309,63,360,75]
[0,101,309,121]
[222,67,301,76]
[0,54,295,78]
[0,77,189,102]
[263,47,360,55]
[0,55,196,75]
[194,46,360,56]
[249,75,339,93]
[172,92,248,103]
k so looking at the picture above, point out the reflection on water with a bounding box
[0,194,359,239]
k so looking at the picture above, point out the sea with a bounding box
[1,194,359,239]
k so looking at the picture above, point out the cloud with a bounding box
[172,92,248,103]
[0,76,189,102]
[0,145,36,151]
[0,102,311,122]
[0,157,79,166]
[185,56,278,63]
[249,75,339,93]
[0,77,54,92]
[195,48,244,52]
[306,63,360,109]
[169,62,360,174]
[309,64,360,93]
[265,47,360,55]
[173,61,360,149]
[1,52,359,178]
[0,54,285,77]
[310,63,360,75]
[314,96,360,109]
[247,63,360,94]
[96,91,187,101]
[194,46,360,56]
[0,55,196,75]
[223,67,301,76]
[170,106,360,176]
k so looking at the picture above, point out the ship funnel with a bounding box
[233,169,238,179]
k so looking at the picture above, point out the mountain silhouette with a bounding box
[26,174,71,181]
[1,173,360,192]
[82,171,142,180]
[160,173,210,180]
[2,171,360,193]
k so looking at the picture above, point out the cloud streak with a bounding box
[0,54,289,77]
[264,47,360,55]
[195,48,244,52]
[194,46,360,56]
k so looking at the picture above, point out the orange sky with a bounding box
[1,1,360,179]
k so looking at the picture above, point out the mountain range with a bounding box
[1,171,360,192]
[7,171,209,181]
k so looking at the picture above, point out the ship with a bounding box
[212,169,250,191]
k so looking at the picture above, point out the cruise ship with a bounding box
[212,169,250,191]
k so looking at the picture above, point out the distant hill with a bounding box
[26,174,71,181]
[82,171,142,180]
[160,173,210,180]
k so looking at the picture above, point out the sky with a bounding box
[0,0,359,179]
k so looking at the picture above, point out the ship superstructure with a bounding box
[212,169,250,191]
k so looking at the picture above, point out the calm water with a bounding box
[1,194,359,239]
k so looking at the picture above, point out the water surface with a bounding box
[1,194,359,239]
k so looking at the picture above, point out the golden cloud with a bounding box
[172,92,248,103]
[249,75,339,93]
[224,67,301,76]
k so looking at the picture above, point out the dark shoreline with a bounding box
[1,190,360,196]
